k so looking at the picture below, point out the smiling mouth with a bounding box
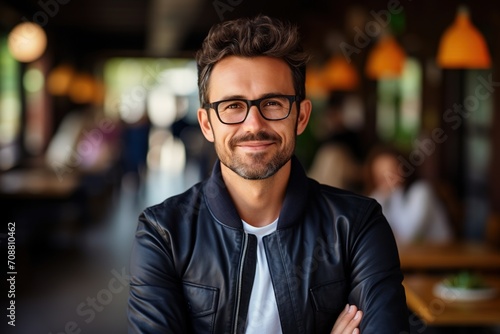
[236,141,274,150]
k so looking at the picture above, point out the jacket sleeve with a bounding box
[128,210,191,333]
[348,200,410,333]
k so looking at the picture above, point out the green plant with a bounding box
[442,271,489,289]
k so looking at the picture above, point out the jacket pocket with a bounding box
[310,280,347,333]
[182,281,219,333]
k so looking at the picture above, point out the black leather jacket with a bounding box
[128,157,409,333]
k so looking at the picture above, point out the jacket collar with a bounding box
[203,156,311,229]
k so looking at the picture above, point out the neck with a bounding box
[221,161,291,227]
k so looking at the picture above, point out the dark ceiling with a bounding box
[1,0,310,59]
[1,0,499,69]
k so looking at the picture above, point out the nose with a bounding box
[242,105,266,129]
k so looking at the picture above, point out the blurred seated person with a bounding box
[308,92,364,191]
[364,145,453,245]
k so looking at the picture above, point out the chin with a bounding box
[229,163,276,180]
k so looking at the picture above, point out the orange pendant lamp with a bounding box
[365,34,406,80]
[305,66,328,98]
[322,55,360,91]
[436,6,491,69]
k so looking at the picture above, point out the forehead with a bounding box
[208,56,294,100]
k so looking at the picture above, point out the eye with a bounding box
[227,103,243,109]
[221,100,246,110]
[264,100,282,107]
[262,97,287,108]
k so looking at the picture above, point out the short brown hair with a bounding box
[195,15,309,106]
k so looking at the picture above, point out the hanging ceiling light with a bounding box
[7,22,47,63]
[305,66,328,98]
[68,73,97,104]
[365,34,406,80]
[47,64,75,96]
[322,55,360,91]
[436,6,491,69]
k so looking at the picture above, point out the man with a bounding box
[128,15,409,333]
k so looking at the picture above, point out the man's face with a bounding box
[197,56,311,180]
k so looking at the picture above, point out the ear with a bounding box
[197,108,215,142]
[296,99,312,135]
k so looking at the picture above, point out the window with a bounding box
[376,57,422,150]
[0,35,22,170]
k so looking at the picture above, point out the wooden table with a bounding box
[403,274,500,325]
[398,241,500,271]
[0,168,79,199]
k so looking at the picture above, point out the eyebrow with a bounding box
[216,92,291,101]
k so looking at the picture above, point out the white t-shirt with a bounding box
[242,218,282,334]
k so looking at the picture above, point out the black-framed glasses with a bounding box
[204,95,299,125]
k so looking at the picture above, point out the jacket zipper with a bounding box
[233,232,248,334]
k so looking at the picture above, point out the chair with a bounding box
[486,213,500,248]
[431,180,464,240]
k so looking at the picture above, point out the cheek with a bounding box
[278,126,297,148]
[212,128,233,148]
[284,119,299,138]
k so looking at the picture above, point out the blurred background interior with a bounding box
[1,0,500,333]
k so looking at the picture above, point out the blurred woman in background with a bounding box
[364,145,453,245]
